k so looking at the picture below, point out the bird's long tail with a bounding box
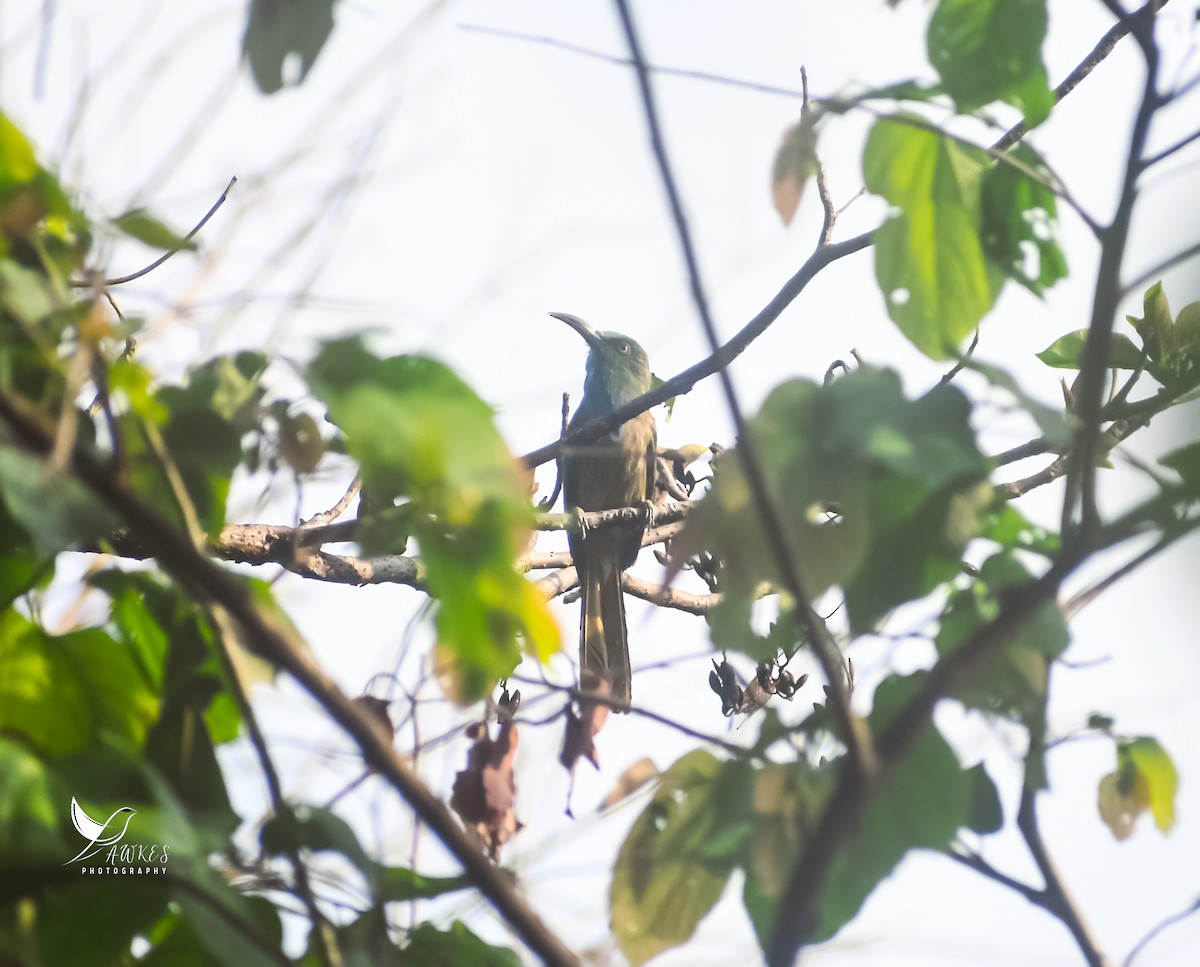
[580,562,631,710]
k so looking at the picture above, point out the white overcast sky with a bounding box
[3,1,1200,964]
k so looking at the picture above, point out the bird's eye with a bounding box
[618,342,631,355]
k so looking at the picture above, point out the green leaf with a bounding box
[965,762,1003,835]
[262,804,373,875]
[864,116,1002,359]
[0,111,39,185]
[309,337,559,702]
[89,569,239,818]
[966,359,1071,446]
[0,499,53,609]
[0,736,65,867]
[36,881,169,967]
[1122,738,1178,833]
[401,921,522,967]
[0,612,160,757]
[1162,441,1200,495]
[1037,329,1143,370]
[980,144,1067,294]
[740,761,834,952]
[935,552,1068,785]
[851,79,946,103]
[243,0,336,94]
[927,0,1049,113]
[980,503,1059,558]
[818,674,971,940]
[1128,281,1172,365]
[377,866,471,902]
[611,750,751,965]
[172,886,283,967]
[0,447,117,555]
[679,368,991,638]
[120,355,248,538]
[113,209,197,251]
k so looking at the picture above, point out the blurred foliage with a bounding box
[1,0,1198,963]
[0,107,529,964]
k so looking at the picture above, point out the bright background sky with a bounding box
[3,1,1200,964]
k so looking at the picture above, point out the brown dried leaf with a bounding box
[771,115,820,227]
[560,672,613,816]
[451,720,523,860]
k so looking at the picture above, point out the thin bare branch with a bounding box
[612,0,874,780]
[459,23,806,101]
[301,475,361,526]
[1124,896,1200,967]
[71,176,237,288]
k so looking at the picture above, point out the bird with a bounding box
[553,312,656,710]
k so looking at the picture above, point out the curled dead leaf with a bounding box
[771,114,820,227]
[450,719,522,860]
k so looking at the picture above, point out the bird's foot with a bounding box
[571,506,590,540]
[640,499,655,531]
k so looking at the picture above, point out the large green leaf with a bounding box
[309,337,559,702]
[0,612,160,757]
[119,356,248,539]
[677,368,990,639]
[611,750,752,965]
[0,737,65,868]
[864,117,1003,359]
[36,881,170,967]
[927,0,1050,115]
[0,447,116,555]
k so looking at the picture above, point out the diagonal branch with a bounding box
[518,229,874,471]
[1017,767,1109,967]
[0,387,580,967]
[611,0,874,779]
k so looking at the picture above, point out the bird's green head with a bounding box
[551,312,652,403]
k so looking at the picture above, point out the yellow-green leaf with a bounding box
[1122,738,1178,833]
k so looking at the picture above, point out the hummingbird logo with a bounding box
[65,797,137,865]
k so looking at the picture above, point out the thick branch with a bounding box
[1064,0,1164,540]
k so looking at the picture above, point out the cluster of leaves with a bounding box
[619,0,1190,961]
[1039,282,1200,389]
[0,109,536,964]
[774,0,1065,358]
[608,675,1005,964]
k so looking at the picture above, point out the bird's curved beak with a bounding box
[550,311,604,351]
